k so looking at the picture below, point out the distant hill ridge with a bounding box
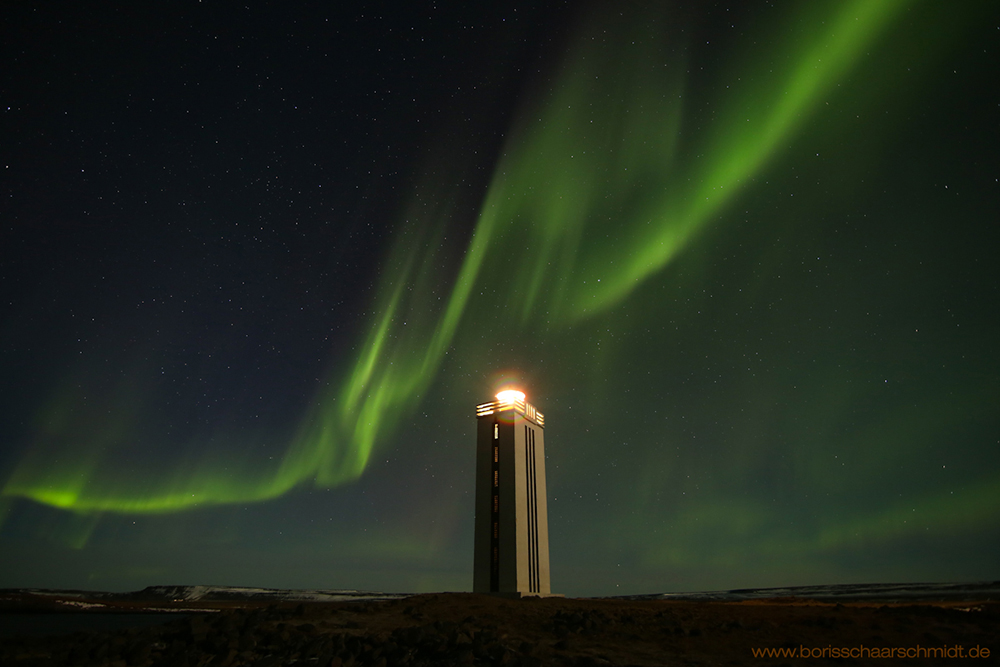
[130,585,411,602]
[5,581,998,603]
[621,581,1000,602]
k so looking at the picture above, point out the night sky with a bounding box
[1,0,998,596]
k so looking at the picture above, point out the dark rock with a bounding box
[453,648,476,664]
[91,639,110,661]
[301,637,325,658]
[125,641,152,666]
[187,615,212,641]
[109,634,127,657]
[68,645,89,664]
[238,632,257,652]
[217,647,239,666]
[434,619,457,633]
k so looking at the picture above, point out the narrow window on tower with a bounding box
[494,423,498,439]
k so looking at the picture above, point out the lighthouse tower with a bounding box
[473,390,552,595]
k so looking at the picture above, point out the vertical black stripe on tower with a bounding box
[524,425,533,593]
[525,425,540,593]
[529,428,539,592]
[490,420,500,592]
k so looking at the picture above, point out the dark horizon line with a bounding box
[4,580,998,603]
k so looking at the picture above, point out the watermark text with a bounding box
[751,644,991,659]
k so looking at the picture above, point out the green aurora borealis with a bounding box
[1,0,997,594]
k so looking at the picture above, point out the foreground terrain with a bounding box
[1,589,997,666]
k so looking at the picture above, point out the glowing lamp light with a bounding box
[476,388,543,426]
[496,389,526,404]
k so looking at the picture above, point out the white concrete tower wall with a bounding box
[514,413,550,595]
[473,392,551,595]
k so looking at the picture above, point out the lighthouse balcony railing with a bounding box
[475,399,544,427]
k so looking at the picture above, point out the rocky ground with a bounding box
[1,592,997,666]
